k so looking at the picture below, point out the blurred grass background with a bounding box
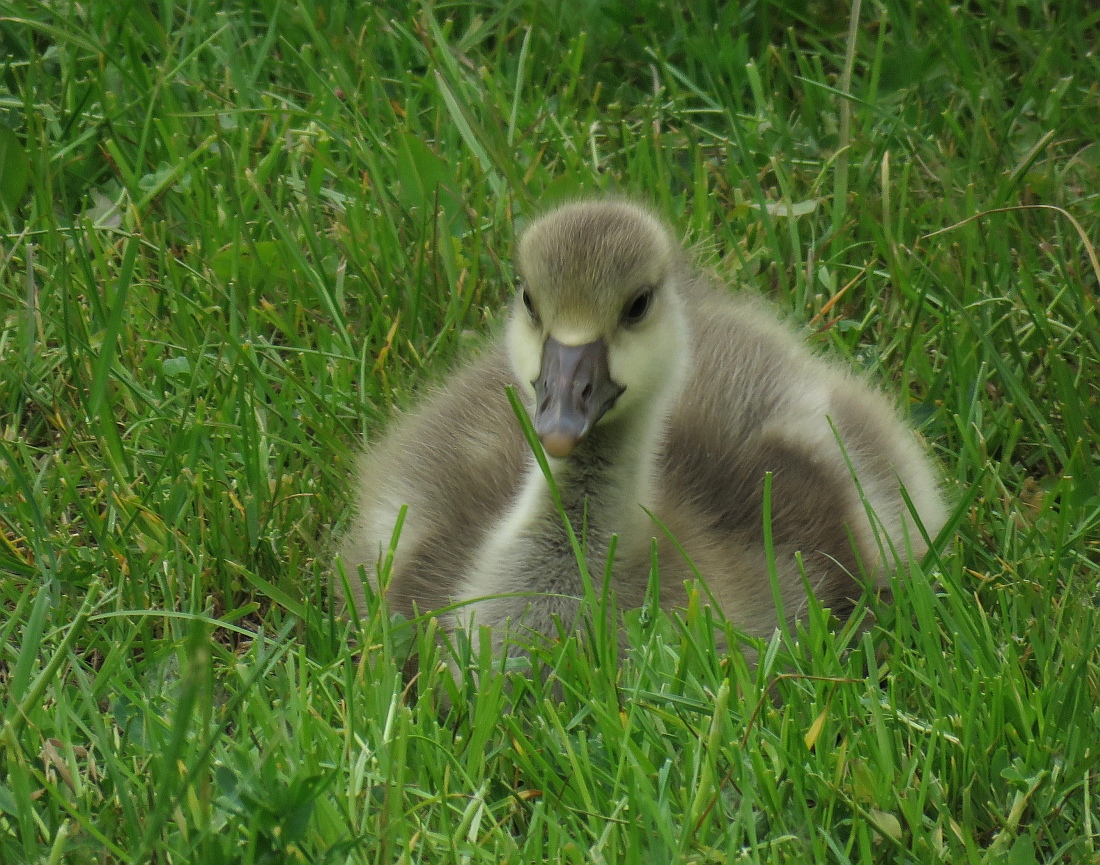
[1,0,1098,861]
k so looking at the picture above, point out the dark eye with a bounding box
[521,288,539,321]
[621,288,654,325]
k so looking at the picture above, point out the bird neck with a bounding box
[527,321,693,576]
[453,402,670,644]
[546,411,659,544]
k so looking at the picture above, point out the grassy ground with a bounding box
[1,0,1098,861]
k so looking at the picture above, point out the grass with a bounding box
[1,0,1098,861]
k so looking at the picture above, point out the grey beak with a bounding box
[532,336,625,458]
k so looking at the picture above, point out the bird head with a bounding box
[509,200,691,458]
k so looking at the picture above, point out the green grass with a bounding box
[1,0,1098,861]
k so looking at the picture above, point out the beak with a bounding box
[532,336,625,458]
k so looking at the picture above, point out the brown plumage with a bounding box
[337,199,946,656]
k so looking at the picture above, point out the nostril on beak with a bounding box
[580,382,593,404]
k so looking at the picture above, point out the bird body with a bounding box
[338,200,946,655]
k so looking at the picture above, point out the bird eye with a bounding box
[521,288,539,322]
[621,288,654,325]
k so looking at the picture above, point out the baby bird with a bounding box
[338,199,946,658]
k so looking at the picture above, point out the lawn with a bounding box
[1,0,1098,862]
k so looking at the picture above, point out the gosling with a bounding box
[338,199,947,659]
